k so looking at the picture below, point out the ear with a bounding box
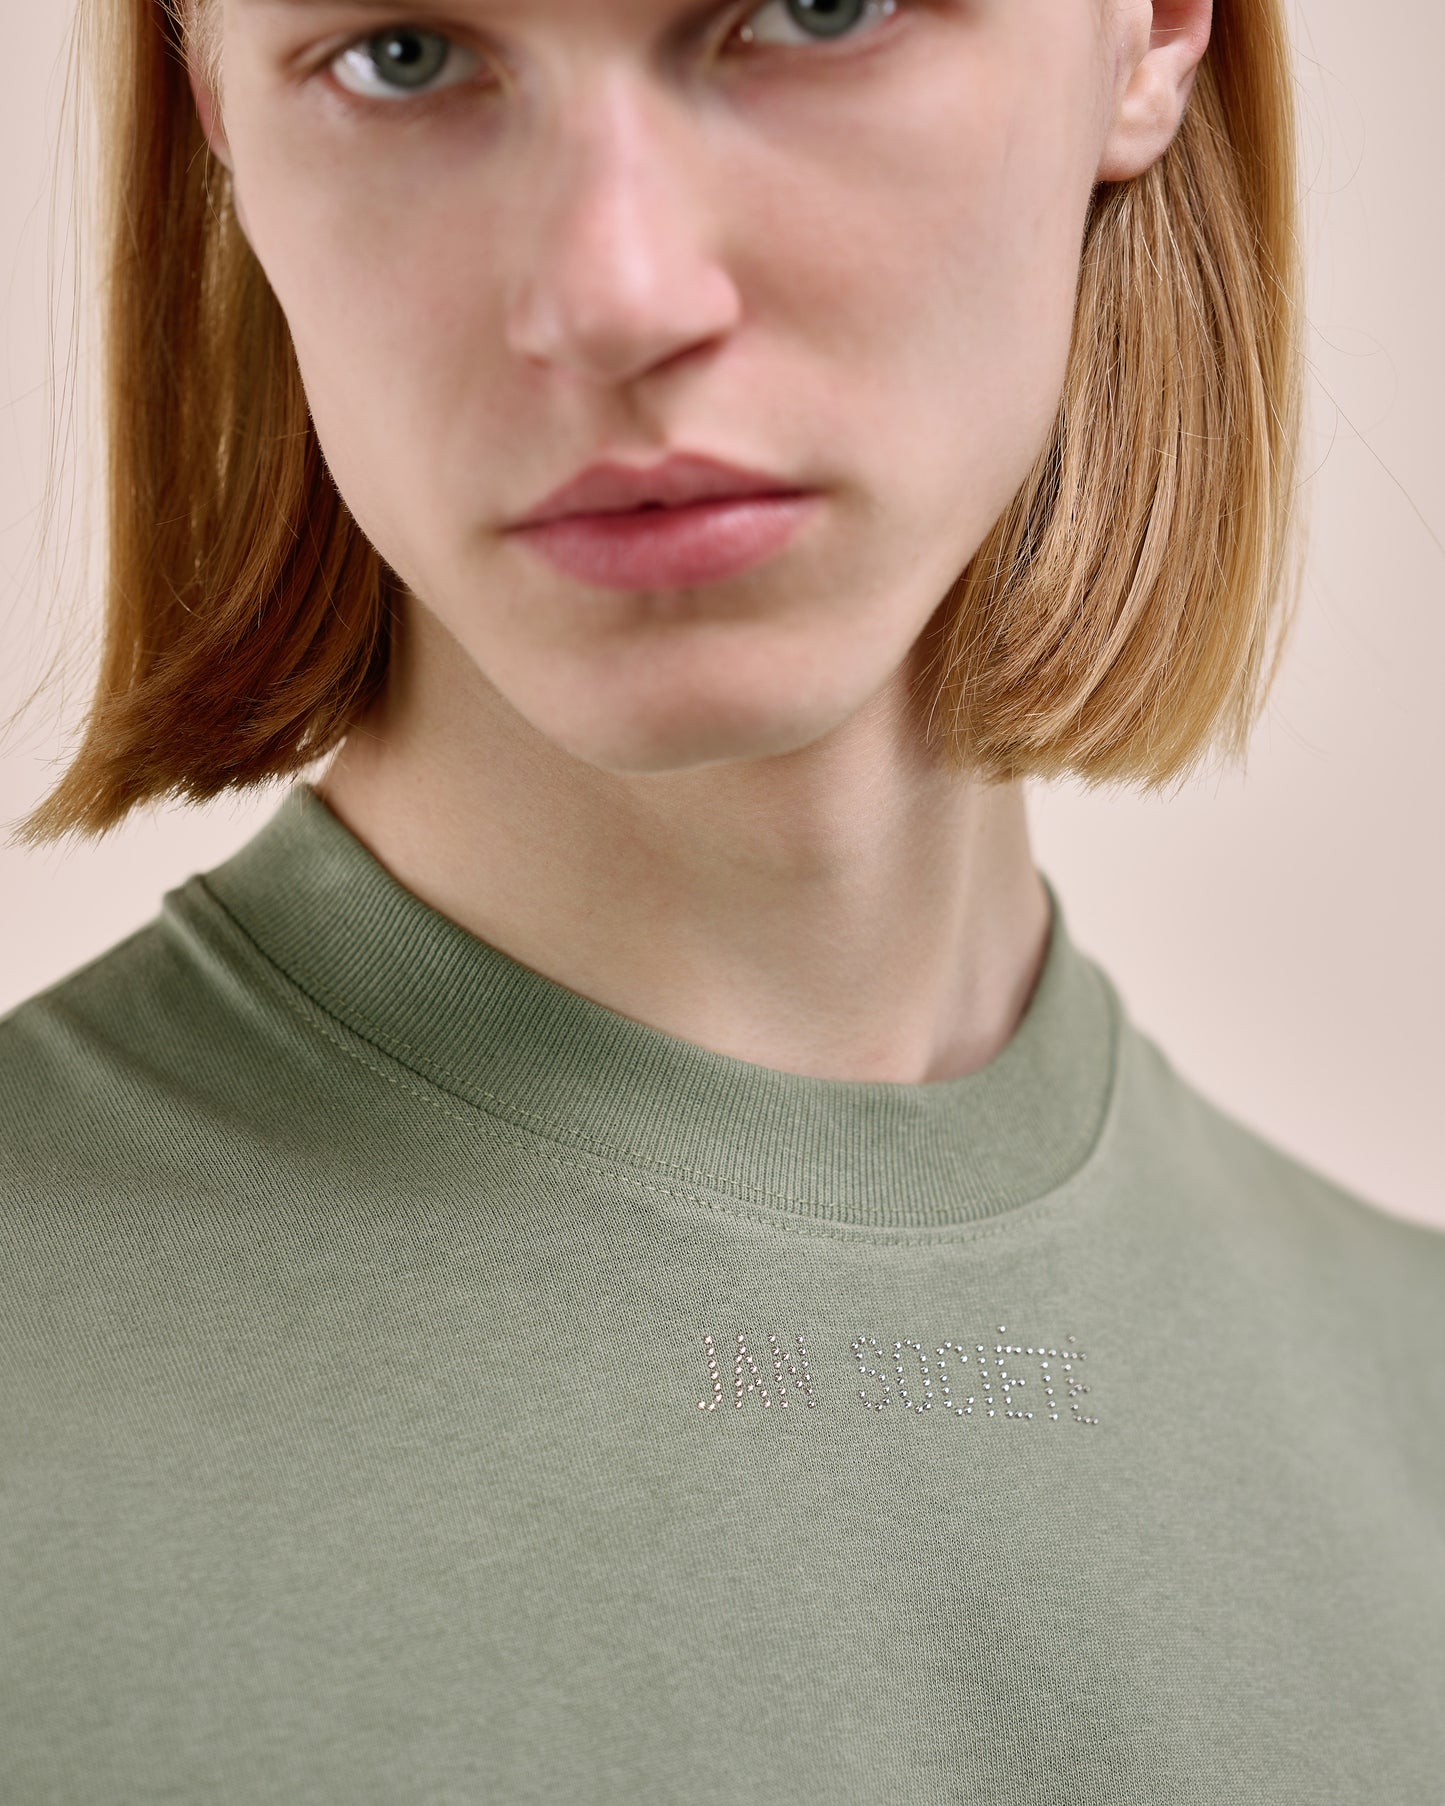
[1096,0,1213,183]
[188,60,234,177]
[187,59,256,245]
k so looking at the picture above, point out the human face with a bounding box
[199,0,1129,774]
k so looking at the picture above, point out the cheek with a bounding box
[822,81,1097,534]
[234,148,498,569]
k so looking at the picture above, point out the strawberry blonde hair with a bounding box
[9,0,1307,846]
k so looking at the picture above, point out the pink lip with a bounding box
[509,452,807,526]
[511,492,822,591]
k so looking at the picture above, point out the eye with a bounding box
[323,0,907,114]
[733,0,902,53]
[326,27,481,109]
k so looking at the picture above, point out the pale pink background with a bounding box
[2,3,1440,1226]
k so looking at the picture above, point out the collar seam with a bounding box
[186,874,1121,1234]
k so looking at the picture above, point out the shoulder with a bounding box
[0,918,182,1130]
[0,898,274,1199]
[1,919,197,1209]
[1093,1007,1445,1479]
[1111,1004,1445,1286]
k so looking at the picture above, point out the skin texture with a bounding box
[192,0,1211,1085]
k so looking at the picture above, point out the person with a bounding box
[2,0,1441,1799]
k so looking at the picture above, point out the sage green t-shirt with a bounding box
[2,782,1442,1805]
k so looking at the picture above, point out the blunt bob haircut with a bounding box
[11,0,1308,848]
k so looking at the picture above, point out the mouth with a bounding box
[509,451,808,528]
[509,491,823,591]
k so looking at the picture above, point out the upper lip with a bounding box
[508,453,808,527]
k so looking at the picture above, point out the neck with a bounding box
[313,603,1052,1088]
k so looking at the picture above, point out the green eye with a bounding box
[735,0,901,52]
[330,29,468,105]
[324,0,907,115]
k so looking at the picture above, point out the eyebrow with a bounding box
[239,0,717,15]
[240,0,463,8]
[239,0,486,10]
[238,0,573,9]
[235,0,750,71]
[236,0,732,47]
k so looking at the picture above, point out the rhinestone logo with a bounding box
[698,1326,1096,1423]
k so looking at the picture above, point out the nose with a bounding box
[504,71,743,389]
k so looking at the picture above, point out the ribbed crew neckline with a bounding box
[190,781,1121,1231]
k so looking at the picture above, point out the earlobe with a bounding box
[186,64,253,247]
[1095,0,1213,184]
[188,63,234,177]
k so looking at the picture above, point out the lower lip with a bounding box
[509,493,821,591]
